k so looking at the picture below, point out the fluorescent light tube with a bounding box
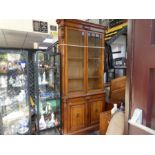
[43,38,53,43]
[38,46,48,49]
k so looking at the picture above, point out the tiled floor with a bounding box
[87,130,99,135]
[38,129,99,135]
[39,128,61,135]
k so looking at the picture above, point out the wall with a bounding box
[111,35,127,78]
[0,19,57,34]
[111,35,127,59]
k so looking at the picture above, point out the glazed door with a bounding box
[87,32,104,92]
[66,28,86,95]
[127,20,155,134]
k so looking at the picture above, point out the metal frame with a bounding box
[106,26,127,45]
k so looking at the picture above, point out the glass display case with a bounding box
[0,50,30,135]
[35,51,61,133]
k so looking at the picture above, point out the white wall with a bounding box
[0,19,57,34]
[111,35,127,59]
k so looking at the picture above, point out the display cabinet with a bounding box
[0,50,30,135]
[34,51,61,133]
[57,19,106,134]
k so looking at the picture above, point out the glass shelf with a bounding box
[68,77,83,80]
[0,72,7,75]
[38,67,56,70]
[39,83,49,86]
[68,57,83,60]
[39,97,60,101]
[88,58,101,60]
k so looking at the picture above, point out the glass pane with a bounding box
[36,52,61,131]
[67,29,84,93]
[0,51,30,135]
[67,29,84,45]
[88,33,103,90]
[68,47,84,93]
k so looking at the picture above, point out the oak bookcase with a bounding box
[57,19,106,134]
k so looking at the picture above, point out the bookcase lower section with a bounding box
[62,93,105,135]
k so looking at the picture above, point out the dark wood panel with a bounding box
[125,19,133,134]
[146,68,155,129]
[127,20,155,134]
[129,125,151,135]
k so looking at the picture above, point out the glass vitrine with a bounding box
[35,51,61,132]
[88,32,103,91]
[67,29,85,93]
[0,50,30,135]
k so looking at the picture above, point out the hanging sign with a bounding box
[33,20,48,33]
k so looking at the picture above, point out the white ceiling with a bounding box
[0,29,56,49]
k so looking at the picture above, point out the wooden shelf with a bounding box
[68,77,83,80]
[68,89,84,93]
[88,58,101,60]
[68,57,83,60]
[39,96,61,101]
[38,67,56,71]
[88,76,101,79]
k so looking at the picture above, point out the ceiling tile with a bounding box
[0,29,55,49]
[4,29,27,43]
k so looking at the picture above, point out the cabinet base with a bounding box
[63,124,99,135]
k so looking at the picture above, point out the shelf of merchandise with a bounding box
[35,50,61,134]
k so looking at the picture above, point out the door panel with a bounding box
[70,104,85,131]
[67,98,86,132]
[128,20,155,134]
[90,100,103,125]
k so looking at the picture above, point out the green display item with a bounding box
[39,102,43,114]
[46,100,60,108]
[51,100,57,107]
[0,54,7,60]
[46,100,56,107]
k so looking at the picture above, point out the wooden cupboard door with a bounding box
[90,100,103,125]
[68,99,86,132]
